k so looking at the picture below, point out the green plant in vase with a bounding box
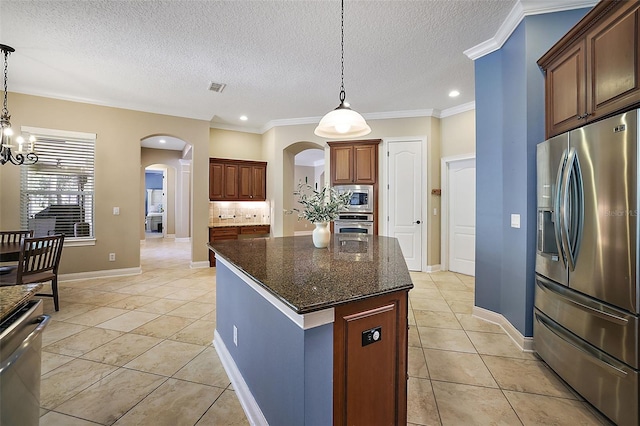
[290,182,351,248]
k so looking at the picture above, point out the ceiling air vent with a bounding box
[208,82,226,93]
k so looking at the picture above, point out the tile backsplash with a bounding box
[209,201,270,226]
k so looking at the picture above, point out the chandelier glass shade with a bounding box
[314,0,371,139]
[314,96,371,138]
[1,44,38,166]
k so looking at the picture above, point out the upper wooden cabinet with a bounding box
[328,140,380,185]
[209,162,238,200]
[539,0,640,138]
[209,158,267,201]
[238,163,267,200]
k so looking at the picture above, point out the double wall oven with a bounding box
[333,184,374,234]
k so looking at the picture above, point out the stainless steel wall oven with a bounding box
[334,213,374,234]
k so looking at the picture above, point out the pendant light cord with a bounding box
[2,48,9,118]
[339,0,345,103]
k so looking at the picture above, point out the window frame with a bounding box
[20,126,97,247]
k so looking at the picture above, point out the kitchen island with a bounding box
[208,234,413,425]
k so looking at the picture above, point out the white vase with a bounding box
[312,222,331,248]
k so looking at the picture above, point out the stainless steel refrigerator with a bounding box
[535,109,639,426]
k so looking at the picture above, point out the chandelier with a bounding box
[1,44,37,166]
[314,0,371,139]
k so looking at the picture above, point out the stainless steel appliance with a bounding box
[0,299,50,426]
[333,184,374,213]
[333,234,373,261]
[535,109,639,426]
[334,213,374,234]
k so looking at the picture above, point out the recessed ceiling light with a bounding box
[240,115,248,121]
[449,90,460,97]
[159,139,166,144]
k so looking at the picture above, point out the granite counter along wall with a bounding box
[209,201,270,226]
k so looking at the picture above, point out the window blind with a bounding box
[20,130,95,239]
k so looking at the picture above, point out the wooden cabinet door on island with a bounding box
[328,140,380,185]
[333,290,408,425]
[539,0,640,138]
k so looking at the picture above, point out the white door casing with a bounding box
[441,155,476,276]
[387,140,423,271]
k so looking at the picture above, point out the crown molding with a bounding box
[440,102,475,118]
[209,122,263,134]
[260,109,438,133]
[464,0,597,61]
[213,105,475,134]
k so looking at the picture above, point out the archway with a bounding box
[144,166,168,238]
[140,135,192,247]
[282,141,326,236]
[292,148,325,235]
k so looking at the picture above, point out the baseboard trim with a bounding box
[472,306,534,352]
[294,230,313,236]
[59,267,142,282]
[174,237,190,243]
[190,261,210,269]
[426,264,441,273]
[214,330,268,426]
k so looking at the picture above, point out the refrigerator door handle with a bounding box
[534,312,628,378]
[536,277,629,325]
[564,148,584,271]
[554,149,568,267]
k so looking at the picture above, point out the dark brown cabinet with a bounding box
[208,225,270,266]
[238,163,266,200]
[208,227,238,267]
[209,158,267,201]
[333,290,409,425]
[239,225,270,235]
[539,0,640,138]
[328,140,380,185]
[209,162,239,200]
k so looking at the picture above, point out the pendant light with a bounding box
[0,44,38,166]
[314,0,371,139]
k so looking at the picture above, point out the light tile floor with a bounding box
[36,239,612,425]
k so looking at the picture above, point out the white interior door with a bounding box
[448,158,475,275]
[388,140,423,271]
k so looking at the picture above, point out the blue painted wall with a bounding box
[145,171,163,189]
[216,262,333,425]
[474,8,590,336]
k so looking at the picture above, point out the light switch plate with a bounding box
[511,214,520,228]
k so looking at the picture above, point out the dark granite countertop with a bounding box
[209,223,270,228]
[0,284,43,321]
[208,235,413,314]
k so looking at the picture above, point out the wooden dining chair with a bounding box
[0,230,34,262]
[0,234,65,311]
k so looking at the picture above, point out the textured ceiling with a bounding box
[0,0,589,135]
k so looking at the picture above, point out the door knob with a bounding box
[414,220,421,224]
